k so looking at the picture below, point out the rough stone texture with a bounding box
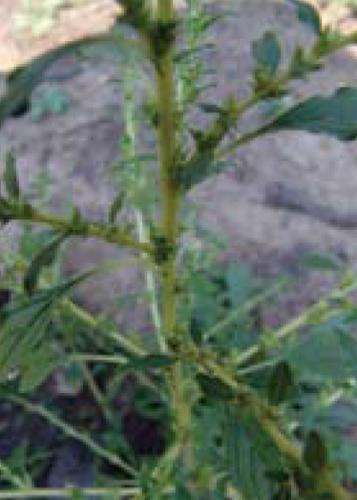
[0,0,357,328]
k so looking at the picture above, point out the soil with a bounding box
[0,0,357,493]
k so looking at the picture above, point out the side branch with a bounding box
[1,200,153,254]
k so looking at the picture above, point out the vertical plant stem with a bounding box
[156,0,192,478]
[157,0,179,345]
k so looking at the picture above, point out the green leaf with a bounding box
[127,354,176,372]
[190,317,203,345]
[196,374,235,401]
[19,347,59,393]
[198,102,224,114]
[224,410,277,499]
[0,197,13,223]
[289,46,322,78]
[108,191,125,224]
[281,322,357,383]
[252,32,281,75]
[0,269,97,385]
[174,485,194,500]
[4,151,20,199]
[267,361,294,405]
[24,233,67,295]
[70,206,82,229]
[263,87,357,141]
[133,386,167,419]
[225,262,255,308]
[290,0,322,35]
[303,430,328,472]
[302,252,343,272]
[0,302,52,384]
[176,153,230,191]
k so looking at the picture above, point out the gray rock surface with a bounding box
[1,0,357,327]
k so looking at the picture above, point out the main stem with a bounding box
[157,0,179,345]
[156,0,192,474]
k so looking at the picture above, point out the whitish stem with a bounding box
[0,487,141,499]
[6,394,137,477]
[134,208,166,351]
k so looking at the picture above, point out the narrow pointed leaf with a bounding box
[24,233,67,295]
[4,151,20,199]
[108,192,125,224]
[303,430,328,472]
[267,361,294,405]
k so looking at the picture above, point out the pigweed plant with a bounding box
[1,0,357,498]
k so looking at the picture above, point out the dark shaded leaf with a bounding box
[176,153,231,191]
[0,290,11,310]
[70,206,82,228]
[303,430,328,472]
[190,317,203,345]
[132,386,168,422]
[267,361,294,405]
[252,32,281,75]
[198,102,224,114]
[263,87,357,141]
[24,233,67,295]
[4,151,20,199]
[108,192,125,224]
[127,354,176,372]
[196,374,235,401]
[0,197,13,223]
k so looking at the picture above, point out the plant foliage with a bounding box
[0,0,356,499]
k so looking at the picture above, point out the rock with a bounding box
[1,0,357,327]
[45,441,94,498]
